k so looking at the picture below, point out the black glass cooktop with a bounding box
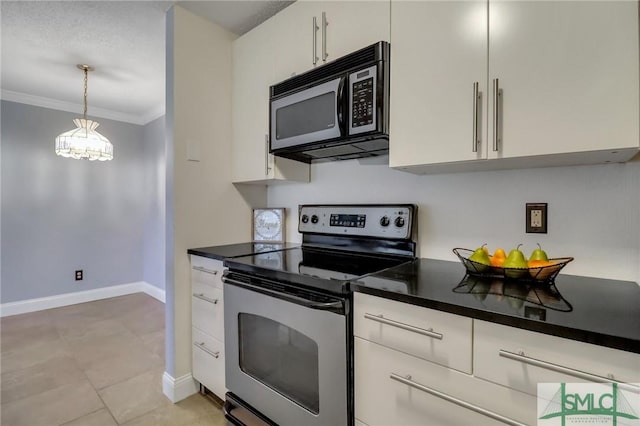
[224,247,412,295]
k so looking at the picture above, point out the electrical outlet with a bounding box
[75,270,83,281]
[526,203,547,233]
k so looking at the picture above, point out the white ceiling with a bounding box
[0,1,293,125]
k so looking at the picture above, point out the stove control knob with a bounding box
[301,214,309,224]
[394,217,405,228]
[379,216,390,227]
[311,215,319,224]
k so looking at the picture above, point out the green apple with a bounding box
[503,244,528,279]
[468,244,491,272]
[529,243,549,262]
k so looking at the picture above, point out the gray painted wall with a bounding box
[269,158,640,284]
[1,100,149,303]
[142,115,166,290]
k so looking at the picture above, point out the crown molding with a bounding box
[1,90,164,126]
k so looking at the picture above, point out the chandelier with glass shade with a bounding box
[55,64,113,161]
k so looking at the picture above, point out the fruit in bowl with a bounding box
[527,244,559,279]
[502,244,529,279]
[490,248,506,267]
[468,244,491,272]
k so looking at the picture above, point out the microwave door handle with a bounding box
[337,76,346,135]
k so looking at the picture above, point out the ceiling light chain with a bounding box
[82,65,88,119]
[54,64,113,161]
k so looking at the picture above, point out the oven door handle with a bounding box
[223,276,343,311]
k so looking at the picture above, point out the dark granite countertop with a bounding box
[352,258,640,354]
[188,242,300,261]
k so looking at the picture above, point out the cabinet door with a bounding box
[355,338,535,426]
[488,1,639,159]
[232,21,310,184]
[320,1,390,64]
[232,22,275,182]
[271,0,319,83]
[192,327,226,399]
[389,1,488,169]
[474,320,640,397]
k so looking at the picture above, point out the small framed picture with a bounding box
[252,208,286,243]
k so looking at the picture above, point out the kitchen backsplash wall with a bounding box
[269,157,640,283]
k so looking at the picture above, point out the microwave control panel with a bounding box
[299,205,413,239]
[349,65,377,135]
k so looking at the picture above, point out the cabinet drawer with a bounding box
[192,327,226,399]
[354,293,472,373]
[474,320,640,397]
[355,337,536,426]
[191,255,224,290]
[192,285,224,340]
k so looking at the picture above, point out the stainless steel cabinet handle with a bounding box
[492,78,501,152]
[472,82,481,153]
[390,373,527,426]
[264,134,271,176]
[499,350,640,392]
[192,266,218,275]
[193,342,220,358]
[192,293,219,305]
[364,313,443,340]
[321,12,328,62]
[312,16,319,65]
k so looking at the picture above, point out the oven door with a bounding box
[270,76,345,150]
[223,276,348,426]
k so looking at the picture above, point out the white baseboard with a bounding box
[0,281,166,317]
[162,371,199,403]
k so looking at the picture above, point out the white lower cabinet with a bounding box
[354,292,473,374]
[355,337,535,426]
[474,320,640,397]
[190,255,226,399]
[354,293,640,426]
[192,327,226,400]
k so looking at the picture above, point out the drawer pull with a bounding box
[192,266,219,275]
[390,373,527,426]
[194,341,220,358]
[193,293,219,305]
[364,313,443,340]
[499,350,640,392]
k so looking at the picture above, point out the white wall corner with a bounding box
[0,281,166,317]
[142,282,166,303]
[162,371,199,403]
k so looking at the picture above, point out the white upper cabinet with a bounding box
[488,1,639,160]
[319,1,390,63]
[231,13,309,184]
[389,1,488,168]
[271,1,391,83]
[390,0,639,174]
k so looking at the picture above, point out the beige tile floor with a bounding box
[0,293,226,425]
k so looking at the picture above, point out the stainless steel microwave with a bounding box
[269,41,390,163]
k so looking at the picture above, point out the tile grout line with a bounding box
[53,306,118,426]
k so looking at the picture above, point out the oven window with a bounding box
[276,92,335,139]
[238,313,319,414]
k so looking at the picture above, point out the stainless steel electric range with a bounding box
[223,204,417,426]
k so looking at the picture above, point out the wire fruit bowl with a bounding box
[452,248,573,283]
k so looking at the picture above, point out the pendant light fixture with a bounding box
[55,64,113,161]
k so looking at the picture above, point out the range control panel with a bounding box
[299,205,415,239]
